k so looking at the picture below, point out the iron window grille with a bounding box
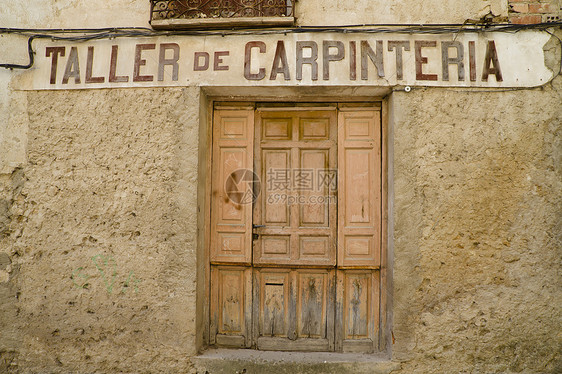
[150,0,295,28]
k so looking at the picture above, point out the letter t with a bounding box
[46,47,66,84]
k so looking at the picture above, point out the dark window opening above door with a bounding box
[150,0,295,29]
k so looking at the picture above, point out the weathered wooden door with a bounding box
[209,107,254,348]
[335,107,381,353]
[252,108,338,351]
[209,104,382,353]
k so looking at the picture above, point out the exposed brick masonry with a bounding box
[508,0,562,24]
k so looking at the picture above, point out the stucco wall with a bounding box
[390,79,562,373]
[0,0,509,29]
[1,88,201,373]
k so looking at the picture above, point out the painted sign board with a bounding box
[18,31,553,90]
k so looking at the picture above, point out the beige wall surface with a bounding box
[0,0,508,29]
[1,1,561,373]
[390,80,562,373]
[1,88,201,373]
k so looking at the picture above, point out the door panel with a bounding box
[337,110,381,269]
[299,149,329,227]
[296,269,333,341]
[210,109,254,265]
[335,109,381,353]
[259,270,291,337]
[299,117,330,140]
[218,148,247,223]
[210,266,252,348]
[298,236,331,261]
[335,269,380,353]
[262,149,291,225]
[254,268,293,350]
[254,268,335,351]
[258,235,292,263]
[254,110,337,268]
[253,109,337,350]
[263,117,292,140]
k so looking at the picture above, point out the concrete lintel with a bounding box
[201,85,392,101]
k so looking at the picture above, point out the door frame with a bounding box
[199,97,389,354]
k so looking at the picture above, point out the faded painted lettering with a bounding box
[35,34,545,89]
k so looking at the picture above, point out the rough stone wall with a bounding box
[0,88,200,373]
[391,59,562,373]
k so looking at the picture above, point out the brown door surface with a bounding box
[335,108,381,352]
[209,104,381,353]
[209,108,254,348]
[252,108,337,351]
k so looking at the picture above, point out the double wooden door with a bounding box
[209,104,381,353]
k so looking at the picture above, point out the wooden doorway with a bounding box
[209,103,382,353]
